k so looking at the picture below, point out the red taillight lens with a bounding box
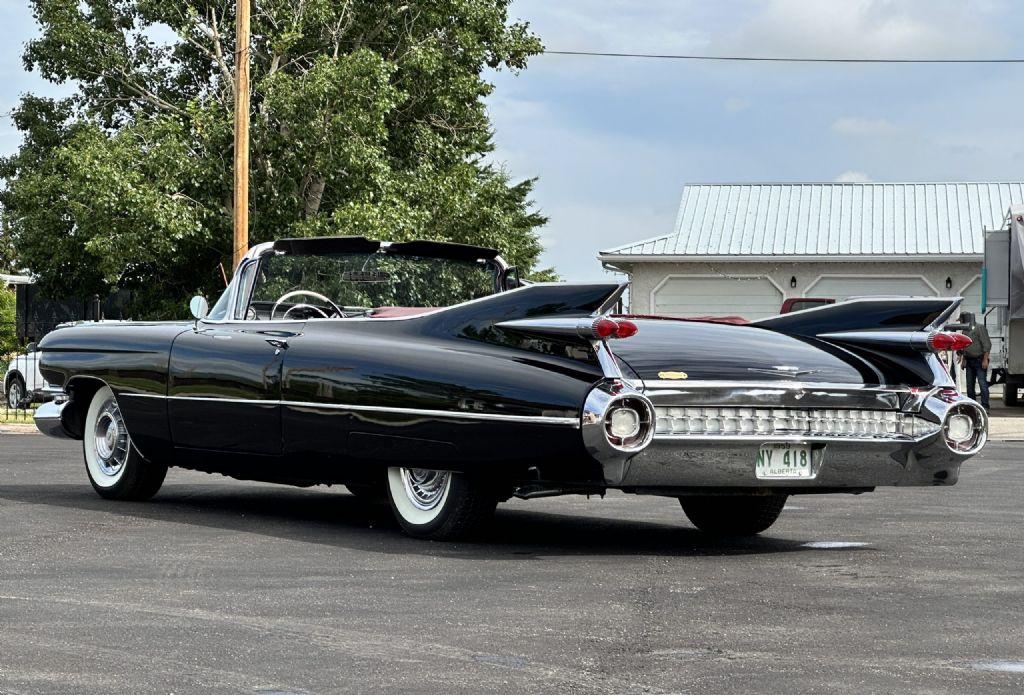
[614,320,638,338]
[592,318,618,339]
[591,318,639,340]
[928,332,972,351]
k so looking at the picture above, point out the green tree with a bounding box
[1,0,549,317]
[0,288,17,357]
[0,208,17,273]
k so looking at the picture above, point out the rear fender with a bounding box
[753,297,962,386]
[419,282,627,374]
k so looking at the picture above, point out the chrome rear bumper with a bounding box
[34,399,74,440]
[603,383,987,490]
[618,435,967,490]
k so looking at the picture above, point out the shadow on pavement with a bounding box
[0,481,868,559]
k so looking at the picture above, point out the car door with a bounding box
[167,320,304,454]
[27,345,47,393]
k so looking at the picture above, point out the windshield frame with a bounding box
[205,240,510,324]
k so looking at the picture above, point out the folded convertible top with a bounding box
[272,236,500,261]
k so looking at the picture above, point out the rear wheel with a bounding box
[83,386,167,500]
[6,374,27,409]
[386,467,497,540]
[1004,380,1022,407]
[679,494,788,536]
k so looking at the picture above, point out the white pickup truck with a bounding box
[4,343,62,409]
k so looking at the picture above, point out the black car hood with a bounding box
[611,319,877,386]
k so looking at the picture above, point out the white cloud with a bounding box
[835,171,874,183]
[484,95,549,123]
[511,0,713,54]
[724,97,751,113]
[831,117,900,136]
[721,0,1004,59]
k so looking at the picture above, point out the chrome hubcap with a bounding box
[7,384,21,408]
[92,400,129,478]
[399,468,450,511]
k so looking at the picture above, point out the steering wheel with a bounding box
[271,290,344,320]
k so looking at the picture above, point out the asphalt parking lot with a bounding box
[1,436,1022,694]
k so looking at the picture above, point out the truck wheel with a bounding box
[83,386,167,500]
[1004,381,1022,407]
[6,374,27,409]
[679,494,788,536]
[386,467,497,540]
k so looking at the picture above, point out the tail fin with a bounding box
[421,282,625,341]
[753,297,963,386]
[414,282,626,371]
[754,296,961,338]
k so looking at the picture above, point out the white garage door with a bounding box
[652,276,783,319]
[807,276,937,301]
[959,277,983,316]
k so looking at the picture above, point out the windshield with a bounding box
[243,252,500,320]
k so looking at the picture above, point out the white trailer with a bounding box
[984,206,1024,406]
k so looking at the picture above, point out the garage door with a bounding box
[959,277,982,316]
[807,276,937,301]
[652,276,783,319]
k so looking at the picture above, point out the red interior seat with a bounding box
[368,306,439,319]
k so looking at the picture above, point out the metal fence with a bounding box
[16,285,134,344]
[2,287,134,427]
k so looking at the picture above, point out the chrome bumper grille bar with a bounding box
[653,406,940,440]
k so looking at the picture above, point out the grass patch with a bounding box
[0,408,35,425]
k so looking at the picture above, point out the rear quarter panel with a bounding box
[282,318,605,479]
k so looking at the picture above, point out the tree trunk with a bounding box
[303,176,326,218]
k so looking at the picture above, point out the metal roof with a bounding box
[601,182,1024,260]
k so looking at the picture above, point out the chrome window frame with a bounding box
[202,242,518,326]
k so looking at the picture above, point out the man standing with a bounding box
[959,312,992,410]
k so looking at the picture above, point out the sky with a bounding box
[3,0,1024,280]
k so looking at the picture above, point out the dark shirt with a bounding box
[962,323,991,360]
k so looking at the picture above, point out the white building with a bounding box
[1,273,33,289]
[600,182,1024,320]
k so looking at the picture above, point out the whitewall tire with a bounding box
[83,386,167,500]
[386,467,497,540]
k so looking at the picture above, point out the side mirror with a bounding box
[189,295,209,320]
[25,342,37,354]
[504,266,523,290]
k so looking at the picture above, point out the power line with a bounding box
[543,50,1024,64]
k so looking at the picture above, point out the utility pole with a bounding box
[232,0,251,271]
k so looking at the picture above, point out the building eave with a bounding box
[596,253,984,264]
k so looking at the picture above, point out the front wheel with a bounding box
[83,385,167,500]
[679,494,788,537]
[6,374,28,409]
[386,467,497,540]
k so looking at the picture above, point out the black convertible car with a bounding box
[35,237,987,540]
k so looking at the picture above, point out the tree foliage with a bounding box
[0,288,17,357]
[0,212,17,273]
[1,0,549,317]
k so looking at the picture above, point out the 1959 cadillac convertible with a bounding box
[34,237,987,540]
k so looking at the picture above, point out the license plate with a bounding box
[756,443,814,479]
